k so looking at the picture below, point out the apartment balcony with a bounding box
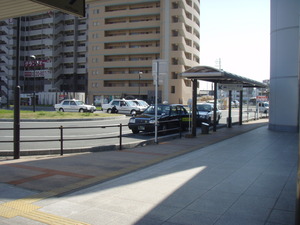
[170,64,186,73]
[103,33,159,43]
[103,60,152,68]
[0,57,14,66]
[103,46,160,55]
[78,24,87,30]
[0,45,15,55]
[64,24,75,31]
[171,22,195,41]
[77,46,87,52]
[77,57,87,63]
[64,14,75,20]
[77,35,87,41]
[104,20,160,31]
[76,68,86,74]
[63,46,75,52]
[0,35,14,45]
[63,68,74,74]
[27,17,53,26]
[63,57,74,63]
[54,25,63,34]
[1,66,14,76]
[0,25,10,34]
[44,70,53,80]
[53,67,63,79]
[103,7,159,18]
[44,49,54,57]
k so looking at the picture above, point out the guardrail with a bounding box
[0,119,184,156]
[0,124,124,155]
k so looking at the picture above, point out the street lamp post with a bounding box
[30,55,36,112]
[138,72,142,99]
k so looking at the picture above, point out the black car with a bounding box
[128,104,190,134]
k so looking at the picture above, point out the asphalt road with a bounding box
[0,107,261,153]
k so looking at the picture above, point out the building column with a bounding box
[269,0,299,132]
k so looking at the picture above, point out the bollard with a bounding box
[60,125,63,155]
[119,123,122,150]
[201,122,209,134]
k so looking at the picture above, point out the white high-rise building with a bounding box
[0,11,88,105]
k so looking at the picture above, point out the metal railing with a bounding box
[0,119,185,156]
[0,124,124,155]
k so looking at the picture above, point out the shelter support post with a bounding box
[192,79,197,136]
[239,90,243,125]
[227,90,232,128]
[213,82,217,132]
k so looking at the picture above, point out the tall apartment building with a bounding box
[0,11,87,105]
[88,0,200,105]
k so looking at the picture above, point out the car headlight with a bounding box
[129,118,135,123]
[149,119,155,124]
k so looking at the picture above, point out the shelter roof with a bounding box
[181,66,267,88]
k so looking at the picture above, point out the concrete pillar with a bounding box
[269,0,300,132]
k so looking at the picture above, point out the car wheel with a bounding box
[132,129,139,134]
[59,108,64,112]
[207,118,212,125]
[130,110,137,116]
[79,108,84,113]
[107,109,111,113]
[216,116,220,125]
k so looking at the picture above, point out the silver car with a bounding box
[196,103,222,125]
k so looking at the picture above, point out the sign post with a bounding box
[152,60,168,143]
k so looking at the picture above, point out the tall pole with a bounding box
[13,17,21,159]
[30,55,36,112]
[33,63,36,112]
[192,79,197,136]
[138,72,142,99]
[154,62,158,144]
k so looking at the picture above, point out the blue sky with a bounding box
[199,0,270,82]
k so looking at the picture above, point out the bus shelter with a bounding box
[181,66,267,136]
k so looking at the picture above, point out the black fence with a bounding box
[0,120,184,156]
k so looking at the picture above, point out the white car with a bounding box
[102,99,144,115]
[54,99,96,113]
[258,102,269,113]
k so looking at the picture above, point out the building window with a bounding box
[171,86,175,94]
[172,72,178,79]
[93,9,100,14]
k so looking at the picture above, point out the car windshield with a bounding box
[75,100,84,105]
[143,105,171,115]
[197,104,212,112]
[133,100,148,107]
[127,101,138,106]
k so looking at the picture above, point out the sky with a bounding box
[199,0,270,82]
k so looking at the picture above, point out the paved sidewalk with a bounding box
[0,119,298,225]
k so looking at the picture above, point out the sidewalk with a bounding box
[0,119,298,225]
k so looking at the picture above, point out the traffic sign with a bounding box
[218,83,243,91]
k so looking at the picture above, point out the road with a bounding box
[0,107,262,153]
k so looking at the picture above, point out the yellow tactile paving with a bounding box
[0,202,40,218]
[23,210,90,225]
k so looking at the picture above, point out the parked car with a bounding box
[54,99,96,113]
[128,104,190,134]
[102,99,143,115]
[258,101,269,113]
[232,100,240,108]
[196,103,222,125]
[131,100,149,112]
